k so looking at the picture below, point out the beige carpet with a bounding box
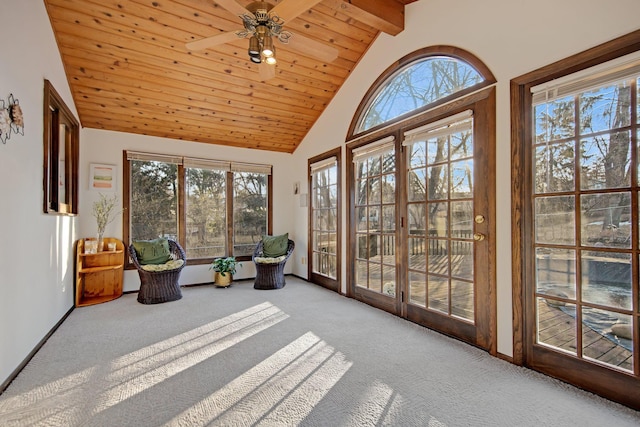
[1,278,638,426]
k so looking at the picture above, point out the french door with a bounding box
[309,149,341,292]
[349,90,496,351]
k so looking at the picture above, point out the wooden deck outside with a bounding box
[537,299,633,372]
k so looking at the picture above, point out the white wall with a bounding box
[289,0,640,357]
[0,1,78,384]
[79,129,294,291]
[3,0,639,386]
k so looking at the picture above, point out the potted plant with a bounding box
[210,256,240,287]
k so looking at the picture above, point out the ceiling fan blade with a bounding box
[214,0,251,18]
[285,33,339,63]
[186,30,242,51]
[270,0,324,22]
[259,62,276,80]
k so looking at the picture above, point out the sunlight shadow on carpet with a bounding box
[166,331,352,426]
[0,302,288,426]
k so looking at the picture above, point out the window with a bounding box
[43,80,79,215]
[530,55,639,371]
[351,46,494,137]
[124,151,272,263]
[511,31,640,409]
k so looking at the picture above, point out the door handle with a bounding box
[473,232,485,241]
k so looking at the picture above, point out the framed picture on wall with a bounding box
[90,163,116,191]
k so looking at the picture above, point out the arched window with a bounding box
[349,47,495,138]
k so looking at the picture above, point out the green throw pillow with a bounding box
[262,233,288,257]
[133,238,171,265]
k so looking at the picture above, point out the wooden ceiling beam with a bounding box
[330,0,406,36]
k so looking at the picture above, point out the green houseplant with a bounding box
[210,257,240,287]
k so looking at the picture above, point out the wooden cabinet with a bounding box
[75,237,124,307]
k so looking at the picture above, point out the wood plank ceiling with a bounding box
[44,0,417,153]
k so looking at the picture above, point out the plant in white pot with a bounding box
[210,257,240,287]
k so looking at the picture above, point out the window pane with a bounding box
[580,132,631,190]
[130,160,178,241]
[579,82,631,135]
[358,57,484,132]
[185,167,226,258]
[536,247,576,300]
[580,192,631,249]
[534,96,575,142]
[537,297,577,355]
[233,172,267,256]
[581,251,631,310]
[534,141,575,193]
[535,196,575,245]
[582,307,633,372]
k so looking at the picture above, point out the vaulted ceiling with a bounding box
[44,0,418,153]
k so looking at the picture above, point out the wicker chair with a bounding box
[129,239,186,304]
[253,239,295,290]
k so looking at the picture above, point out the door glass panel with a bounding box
[428,275,449,313]
[451,279,474,322]
[409,271,426,307]
[427,165,448,200]
[409,237,425,271]
[451,241,473,281]
[354,144,396,296]
[407,117,475,322]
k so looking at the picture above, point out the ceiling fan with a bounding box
[186,0,339,80]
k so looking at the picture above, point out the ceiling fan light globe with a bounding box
[262,35,274,57]
[250,55,262,63]
[265,56,277,65]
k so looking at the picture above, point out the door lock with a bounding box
[475,215,485,224]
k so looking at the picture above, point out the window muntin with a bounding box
[356,56,485,133]
[125,152,271,262]
[532,62,639,373]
